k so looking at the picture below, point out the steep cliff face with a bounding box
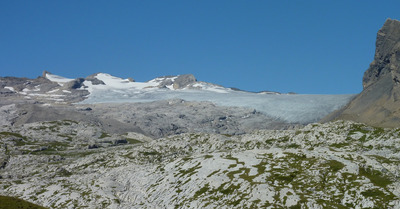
[327,18,400,127]
[363,19,400,89]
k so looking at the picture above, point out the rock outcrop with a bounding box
[85,73,106,85]
[173,74,196,89]
[325,18,400,127]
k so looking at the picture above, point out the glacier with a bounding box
[42,72,355,124]
[79,88,355,124]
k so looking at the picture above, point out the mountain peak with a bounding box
[362,18,400,89]
[326,18,400,127]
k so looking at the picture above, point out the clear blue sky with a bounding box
[1,0,400,94]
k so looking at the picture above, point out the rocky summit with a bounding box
[1,19,400,209]
[327,18,400,127]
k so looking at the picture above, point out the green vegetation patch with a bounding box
[193,183,210,198]
[125,138,142,144]
[368,155,396,164]
[348,124,370,135]
[361,188,385,197]
[330,142,350,149]
[204,154,213,159]
[359,167,393,187]
[178,162,202,177]
[360,188,397,208]
[0,195,48,209]
[0,132,26,139]
[287,143,300,149]
[99,132,111,139]
[141,151,160,156]
[271,171,298,183]
[322,160,345,172]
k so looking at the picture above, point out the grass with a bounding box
[99,132,111,139]
[193,183,210,198]
[178,162,201,177]
[287,143,300,149]
[125,138,142,144]
[324,160,345,172]
[0,132,28,146]
[0,132,26,139]
[361,188,385,197]
[204,154,213,159]
[0,195,48,209]
[271,171,298,183]
[330,142,350,149]
[360,188,397,208]
[359,167,393,187]
[368,155,395,164]
[141,151,159,156]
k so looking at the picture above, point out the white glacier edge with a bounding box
[79,88,355,124]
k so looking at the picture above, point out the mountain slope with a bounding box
[326,18,400,127]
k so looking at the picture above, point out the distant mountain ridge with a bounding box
[0,72,236,104]
[0,71,354,124]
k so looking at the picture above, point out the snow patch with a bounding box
[4,86,15,92]
[45,73,74,86]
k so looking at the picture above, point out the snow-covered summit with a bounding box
[80,72,231,93]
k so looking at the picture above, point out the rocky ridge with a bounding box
[327,18,400,127]
[0,71,225,105]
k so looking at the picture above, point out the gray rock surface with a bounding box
[324,18,400,127]
[173,74,196,89]
[0,99,298,139]
[78,99,299,138]
[62,78,85,89]
[85,73,106,85]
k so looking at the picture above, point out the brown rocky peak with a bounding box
[362,18,400,89]
[323,18,400,127]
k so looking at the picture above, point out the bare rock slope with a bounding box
[326,18,400,127]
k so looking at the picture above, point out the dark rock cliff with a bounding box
[324,18,400,127]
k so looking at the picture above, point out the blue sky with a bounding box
[1,0,400,94]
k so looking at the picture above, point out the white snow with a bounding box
[45,73,74,86]
[83,73,163,94]
[191,82,230,93]
[48,89,59,93]
[4,86,15,92]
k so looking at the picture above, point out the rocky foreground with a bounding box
[1,119,400,208]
